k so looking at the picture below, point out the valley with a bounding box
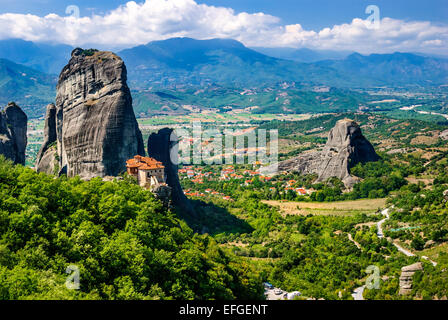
[17,106,448,300]
[170,111,448,300]
[1,36,448,301]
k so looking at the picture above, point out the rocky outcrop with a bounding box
[0,102,27,165]
[399,262,423,295]
[153,184,173,209]
[36,48,145,178]
[36,146,58,174]
[424,240,436,249]
[262,119,379,188]
[36,103,58,173]
[147,128,195,217]
[440,129,448,140]
[443,189,448,202]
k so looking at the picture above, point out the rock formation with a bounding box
[153,184,173,209]
[36,48,145,178]
[0,102,27,165]
[262,119,379,188]
[440,129,448,140]
[399,262,423,295]
[147,128,195,217]
[35,103,58,173]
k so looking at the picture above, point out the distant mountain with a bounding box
[1,37,447,119]
[118,37,347,88]
[119,38,448,88]
[0,39,73,74]
[317,52,448,86]
[0,58,56,116]
[1,37,445,91]
[251,47,352,63]
[410,51,448,60]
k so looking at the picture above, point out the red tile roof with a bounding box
[126,155,164,170]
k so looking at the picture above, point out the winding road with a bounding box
[351,286,365,300]
[378,208,437,265]
[378,207,416,257]
[352,207,437,300]
[377,208,390,239]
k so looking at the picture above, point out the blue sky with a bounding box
[1,0,446,29]
[0,0,447,53]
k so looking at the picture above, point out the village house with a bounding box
[186,170,195,178]
[126,155,166,190]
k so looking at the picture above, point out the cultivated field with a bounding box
[137,112,312,126]
[262,198,387,216]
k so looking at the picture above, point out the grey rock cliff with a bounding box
[36,48,145,178]
[262,119,379,188]
[0,102,27,165]
[147,128,196,217]
[399,262,423,295]
[36,103,58,173]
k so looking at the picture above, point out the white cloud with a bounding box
[0,0,447,54]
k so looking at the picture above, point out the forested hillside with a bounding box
[0,156,263,300]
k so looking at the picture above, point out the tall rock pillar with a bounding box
[36,48,145,178]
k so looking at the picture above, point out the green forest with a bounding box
[2,109,448,300]
[0,156,263,300]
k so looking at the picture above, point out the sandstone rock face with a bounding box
[36,104,58,173]
[262,119,379,188]
[147,128,195,217]
[399,262,423,295]
[36,146,58,174]
[36,48,145,178]
[0,102,27,165]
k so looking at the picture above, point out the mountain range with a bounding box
[0,39,72,74]
[317,52,448,87]
[118,37,342,88]
[118,38,448,88]
[250,47,353,63]
[0,58,56,115]
[0,37,447,117]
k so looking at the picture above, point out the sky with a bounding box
[0,0,447,53]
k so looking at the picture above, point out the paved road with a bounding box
[265,288,304,300]
[351,208,390,300]
[351,206,439,300]
[422,256,438,267]
[378,208,437,265]
[393,242,415,257]
[265,288,285,300]
[351,285,365,300]
[377,207,414,257]
[377,208,390,239]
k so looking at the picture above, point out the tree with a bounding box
[411,234,425,251]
